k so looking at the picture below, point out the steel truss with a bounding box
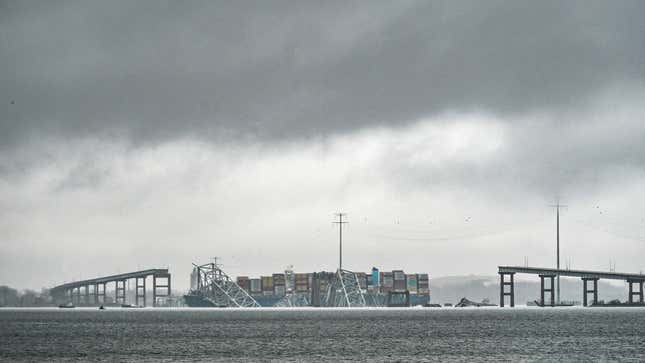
[193,262,260,307]
[274,292,311,307]
[325,268,367,307]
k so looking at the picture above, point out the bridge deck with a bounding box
[499,266,645,281]
[51,269,169,292]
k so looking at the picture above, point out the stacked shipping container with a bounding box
[295,273,309,292]
[406,274,418,293]
[380,272,394,293]
[241,269,430,303]
[236,276,250,292]
[417,273,429,294]
[250,278,261,294]
[261,276,273,296]
[393,270,406,291]
[273,273,286,296]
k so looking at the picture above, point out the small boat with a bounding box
[58,302,75,308]
[99,305,105,310]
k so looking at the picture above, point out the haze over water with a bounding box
[1,308,644,362]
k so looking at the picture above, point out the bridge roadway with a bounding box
[51,268,171,307]
[498,266,645,307]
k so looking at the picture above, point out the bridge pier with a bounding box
[98,282,106,304]
[499,272,515,307]
[75,286,81,305]
[582,277,599,306]
[115,279,126,305]
[84,285,90,306]
[627,279,644,304]
[136,277,146,307]
[539,274,555,307]
[153,273,171,307]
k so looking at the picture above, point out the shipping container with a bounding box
[372,267,379,288]
[261,276,274,291]
[295,284,309,292]
[380,272,394,286]
[380,271,394,292]
[274,285,286,296]
[293,272,309,291]
[250,278,261,293]
[273,273,286,286]
[236,276,250,291]
[418,273,429,294]
[393,270,406,281]
[406,274,418,293]
[394,280,406,291]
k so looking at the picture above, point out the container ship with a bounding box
[184,266,430,307]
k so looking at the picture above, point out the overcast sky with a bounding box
[2,0,645,290]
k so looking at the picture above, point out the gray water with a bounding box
[1,307,644,362]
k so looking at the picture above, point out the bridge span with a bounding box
[51,269,171,307]
[498,266,645,307]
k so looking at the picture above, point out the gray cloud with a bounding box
[2,0,644,148]
[2,1,645,289]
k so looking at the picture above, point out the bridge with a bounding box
[51,269,171,307]
[498,266,645,307]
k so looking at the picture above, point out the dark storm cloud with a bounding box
[2,0,644,148]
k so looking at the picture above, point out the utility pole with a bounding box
[333,213,348,270]
[550,203,567,304]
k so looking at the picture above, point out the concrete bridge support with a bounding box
[539,274,555,307]
[152,273,171,307]
[499,272,515,307]
[97,283,106,304]
[93,284,99,305]
[136,277,146,307]
[582,277,598,306]
[84,285,90,305]
[627,279,644,304]
[115,279,126,305]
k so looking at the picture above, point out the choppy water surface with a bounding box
[1,307,644,362]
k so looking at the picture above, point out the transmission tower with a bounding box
[549,202,567,304]
[325,212,367,307]
[333,213,348,270]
